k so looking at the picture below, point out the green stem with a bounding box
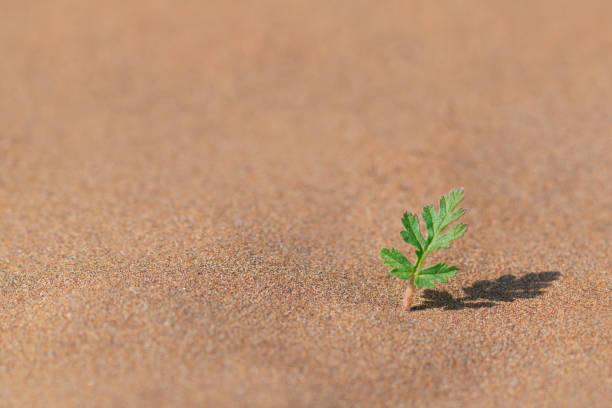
[406,249,429,310]
[412,249,429,280]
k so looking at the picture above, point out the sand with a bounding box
[1,1,611,407]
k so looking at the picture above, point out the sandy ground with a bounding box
[1,1,611,407]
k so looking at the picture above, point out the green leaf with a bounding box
[438,188,464,230]
[414,263,458,288]
[421,204,439,244]
[400,212,425,251]
[429,223,467,251]
[380,248,415,280]
[446,188,464,209]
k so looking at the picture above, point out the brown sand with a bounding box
[1,1,611,407]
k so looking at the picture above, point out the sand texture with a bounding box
[1,1,611,407]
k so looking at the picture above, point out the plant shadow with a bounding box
[411,271,561,311]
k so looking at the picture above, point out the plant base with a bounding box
[403,280,417,310]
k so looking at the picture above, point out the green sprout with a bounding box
[380,188,467,310]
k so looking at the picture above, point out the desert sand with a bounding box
[1,1,611,407]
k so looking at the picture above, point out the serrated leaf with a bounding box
[439,195,447,221]
[443,207,465,228]
[414,263,458,288]
[380,248,414,270]
[446,188,463,208]
[429,223,467,251]
[389,268,414,279]
[438,188,464,230]
[380,248,415,279]
[400,212,425,251]
[422,205,439,244]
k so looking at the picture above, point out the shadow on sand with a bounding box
[411,271,561,311]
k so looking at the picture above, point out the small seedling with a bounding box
[380,188,467,310]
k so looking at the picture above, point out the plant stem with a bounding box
[414,251,427,273]
[403,279,416,310]
[405,250,429,310]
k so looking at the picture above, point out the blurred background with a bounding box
[1,1,611,407]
